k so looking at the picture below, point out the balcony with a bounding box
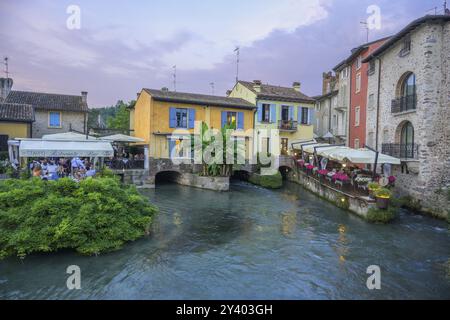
[391,94,416,113]
[381,143,419,160]
[278,120,298,131]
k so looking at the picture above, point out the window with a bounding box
[354,138,360,149]
[368,94,375,110]
[281,138,289,155]
[301,107,309,125]
[0,134,8,152]
[281,106,290,121]
[226,112,237,126]
[262,104,270,122]
[368,61,375,75]
[356,55,362,70]
[402,73,416,98]
[333,115,337,129]
[400,121,414,158]
[49,112,61,128]
[400,34,411,56]
[355,73,361,93]
[355,106,360,126]
[175,108,188,128]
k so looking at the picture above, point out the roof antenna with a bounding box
[234,46,240,83]
[209,82,215,95]
[172,65,177,92]
[3,57,9,79]
[360,21,369,43]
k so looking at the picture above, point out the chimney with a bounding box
[0,78,13,101]
[226,90,231,96]
[136,92,141,99]
[293,82,301,92]
[161,87,169,92]
[253,80,262,93]
[81,91,88,104]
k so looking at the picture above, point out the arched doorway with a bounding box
[400,121,414,159]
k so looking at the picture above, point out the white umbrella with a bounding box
[325,148,400,165]
[42,132,98,140]
[101,134,145,143]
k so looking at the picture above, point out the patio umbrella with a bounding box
[101,134,145,143]
[322,131,334,144]
[42,132,98,140]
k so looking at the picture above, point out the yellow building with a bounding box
[228,80,316,155]
[132,88,256,160]
[0,103,34,153]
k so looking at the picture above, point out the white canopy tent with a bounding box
[42,132,98,140]
[18,139,114,158]
[100,134,145,143]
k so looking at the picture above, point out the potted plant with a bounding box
[374,188,392,209]
[368,182,380,199]
[305,164,315,175]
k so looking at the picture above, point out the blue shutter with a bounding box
[309,109,315,126]
[257,103,263,122]
[188,109,195,129]
[221,111,227,128]
[289,106,294,120]
[237,112,244,129]
[270,104,277,123]
[297,106,303,124]
[169,107,177,128]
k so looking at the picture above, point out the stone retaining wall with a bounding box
[175,173,230,191]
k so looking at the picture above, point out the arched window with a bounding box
[400,121,414,158]
[399,73,416,111]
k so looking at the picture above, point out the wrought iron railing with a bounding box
[391,94,416,113]
[107,158,145,170]
[381,143,419,159]
[278,120,298,131]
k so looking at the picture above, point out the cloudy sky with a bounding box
[0,0,441,107]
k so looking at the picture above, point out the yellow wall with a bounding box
[129,108,135,135]
[0,122,30,139]
[131,90,255,159]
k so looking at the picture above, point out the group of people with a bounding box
[30,157,97,181]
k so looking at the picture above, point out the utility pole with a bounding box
[209,82,215,95]
[360,21,369,43]
[234,46,240,83]
[172,65,177,92]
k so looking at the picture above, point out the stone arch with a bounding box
[154,170,182,185]
[394,120,414,144]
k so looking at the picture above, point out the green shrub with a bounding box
[97,166,117,179]
[0,177,158,259]
[392,195,422,212]
[366,206,397,223]
[249,172,283,189]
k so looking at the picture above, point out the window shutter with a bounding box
[188,109,195,129]
[168,139,175,158]
[257,103,263,122]
[270,104,276,123]
[169,107,177,128]
[309,109,315,126]
[237,112,244,129]
[307,108,312,125]
[289,106,294,120]
[298,106,303,124]
[221,111,227,128]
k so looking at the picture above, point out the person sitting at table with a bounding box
[46,160,59,180]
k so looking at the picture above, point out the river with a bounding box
[0,181,449,299]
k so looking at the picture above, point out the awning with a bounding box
[101,134,145,143]
[19,140,114,157]
[325,148,401,165]
[42,132,98,140]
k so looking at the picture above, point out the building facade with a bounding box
[0,78,88,138]
[364,15,450,218]
[229,80,315,155]
[132,88,256,160]
[0,102,34,153]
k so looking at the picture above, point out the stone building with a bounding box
[364,15,450,218]
[0,78,88,138]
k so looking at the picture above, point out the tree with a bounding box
[106,100,131,131]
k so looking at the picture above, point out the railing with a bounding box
[107,158,145,170]
[381,143,419,160]
[278,120,298,131]
[391,94,416,113]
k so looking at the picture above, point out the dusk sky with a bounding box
[0,0,442,107]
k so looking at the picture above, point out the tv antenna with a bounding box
[172,65,177,92]
[209,82,215,95]
[234,46,240,83]
[360,21,369,43]
[3,57,10,79]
